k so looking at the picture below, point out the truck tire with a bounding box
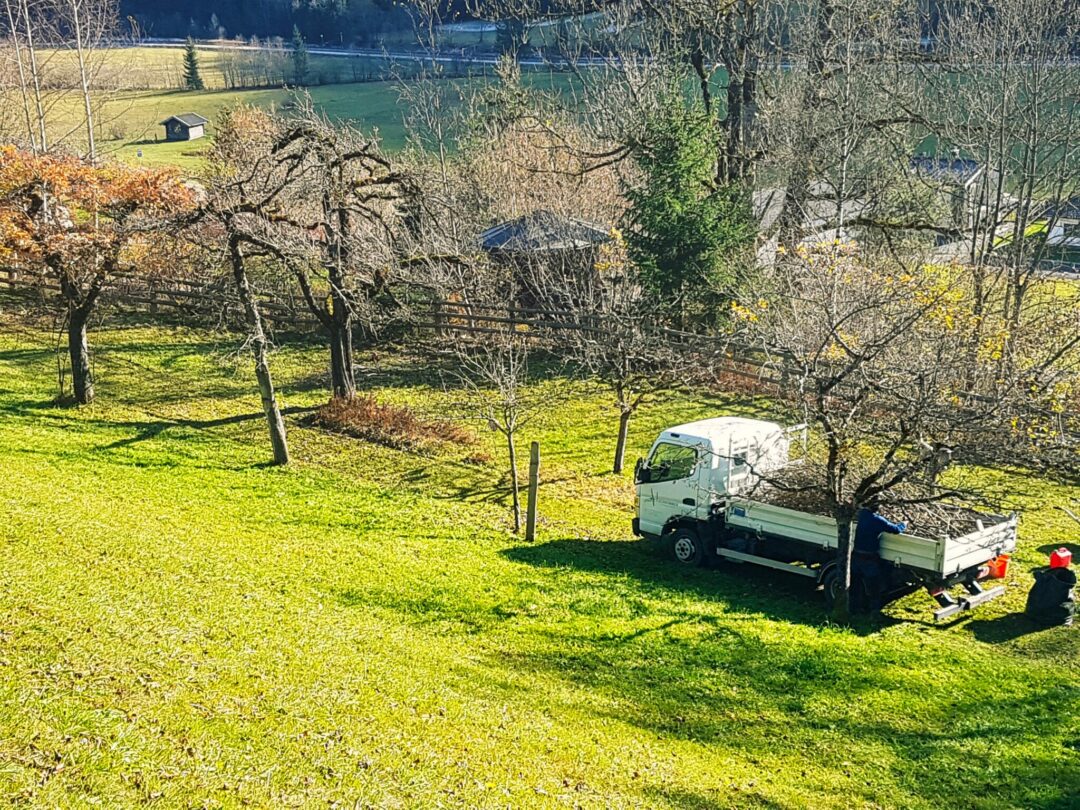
[670,527,707,567]
[820,567,843,609]
[821,567,869,612]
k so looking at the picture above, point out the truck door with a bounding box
[637,441,703,536]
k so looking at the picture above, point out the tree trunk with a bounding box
[68,310,93,405]
[230,239,290,465]
[832,510,854,622]
[328,284,356,399]
[507,430,521,533]
[613,408,632,474]
[67,0,96,160]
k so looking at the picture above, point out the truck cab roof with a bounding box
[658,417,785,449]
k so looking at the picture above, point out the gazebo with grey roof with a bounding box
[479,210,613,309]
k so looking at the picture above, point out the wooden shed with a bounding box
[160,113,209,142]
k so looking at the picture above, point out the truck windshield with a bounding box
[647,443,698,483]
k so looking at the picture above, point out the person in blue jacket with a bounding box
[852,504,906,612]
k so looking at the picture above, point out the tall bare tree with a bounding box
[737,244,1080,617]
[449,328,538,533]
[921,0,1080,328]
[250,100,406,400]
[201,107,312,465]
[2,0,51,151]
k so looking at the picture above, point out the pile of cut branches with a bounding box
[746,466,1001,538]
[308,395,477,452]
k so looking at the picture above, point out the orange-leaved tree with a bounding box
[0,146,196,404]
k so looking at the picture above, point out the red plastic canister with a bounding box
[1049,547,1073,569]
[986,554,1010,579]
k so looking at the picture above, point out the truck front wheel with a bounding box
[670,527,707,567]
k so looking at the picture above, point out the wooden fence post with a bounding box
[526,441,540,543]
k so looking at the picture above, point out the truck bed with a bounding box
[724,498,1017,577]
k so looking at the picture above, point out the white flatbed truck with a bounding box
[632,417,1017,619]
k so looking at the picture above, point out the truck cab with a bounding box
[633,417,791,539]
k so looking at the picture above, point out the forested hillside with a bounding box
[120,0,413,43]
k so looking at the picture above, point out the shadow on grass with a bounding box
[0,399,319,470]
[966,611,1047,643]
[502,537,885,631]
[497,538,1080,807]
[0,346,56,364]
[97,404,320,450]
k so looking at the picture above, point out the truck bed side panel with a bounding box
[726,500,839,548]
[728,500,1016,578]
[879,533,943,574]
[937,516,1018,577]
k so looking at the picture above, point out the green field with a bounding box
[4,80,422,169]
[97,82,422,167]
[0,310,1078,808]
[13,62,574,170]
[31,46,396,92]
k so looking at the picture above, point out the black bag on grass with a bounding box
[1025,567,1077,628]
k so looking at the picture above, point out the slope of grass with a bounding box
[44,82,419,168]
[0,317,1077,808]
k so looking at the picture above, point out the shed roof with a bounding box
[160,113,209,127]
[910,156,984,185]
[1042,197,1080,222]
[479,210,611,254]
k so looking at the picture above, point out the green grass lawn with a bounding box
[0,314,1078,808]
[14,69,576,169]
[36,46,391,91]
[41,81,427,168]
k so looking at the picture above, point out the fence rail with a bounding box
[0,268,319,330]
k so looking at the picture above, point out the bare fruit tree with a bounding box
[200,106,316,466]
[447,326,541,534]
[737,244,1080,618]
[531,230,688,474]
[920,0,1080,328]
[253,99,406,400]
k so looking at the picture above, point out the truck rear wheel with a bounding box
[820,567,843,609]
[821,567,870,612]
[670,527,707,567]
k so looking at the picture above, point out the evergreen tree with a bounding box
[291,25,309,86]
[622,99,755,328]
[182,38,205,91]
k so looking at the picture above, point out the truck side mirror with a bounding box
[633,457,646,484]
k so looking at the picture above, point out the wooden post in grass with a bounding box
[526,441,540,542]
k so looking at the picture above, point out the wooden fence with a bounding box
[417,298,797,391]
[1,272,1075,467]
[0,267,319,331]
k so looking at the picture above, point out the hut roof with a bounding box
[480,210,611,254]
[1042,197,1080,222]
[159,113,209,127]
[910,155,984,185]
